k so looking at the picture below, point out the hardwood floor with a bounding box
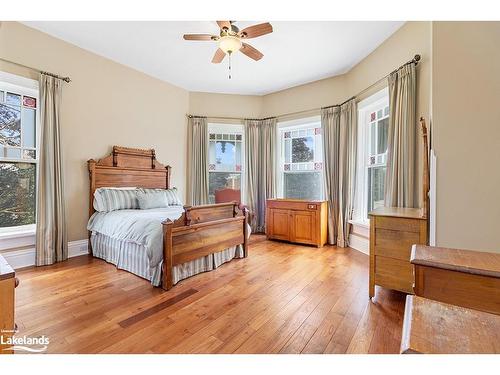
[15,236,406,354]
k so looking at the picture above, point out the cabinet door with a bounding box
[290,210,317,245]
[267,209,290,241]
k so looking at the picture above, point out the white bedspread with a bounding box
[87,207,184,269]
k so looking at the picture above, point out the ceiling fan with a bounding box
[183,21,273,78]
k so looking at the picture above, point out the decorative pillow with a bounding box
[139,188,183,206]
[136,191,169,210]
[93,187,139,212]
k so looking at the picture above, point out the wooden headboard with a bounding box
[87,146,171,217]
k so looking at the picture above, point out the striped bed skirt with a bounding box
[91,232,245,287]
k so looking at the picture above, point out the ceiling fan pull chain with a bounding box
[228,52,232,80]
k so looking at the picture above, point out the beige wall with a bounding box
[432,21,500,252]
[261,74,347,119]
[0,22,189,242]
[189,91,263,120]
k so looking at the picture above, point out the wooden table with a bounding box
[411,245,500,314]
[401,295,500,354]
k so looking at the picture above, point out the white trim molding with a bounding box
[1,240,89,270]
[349,234,369,255]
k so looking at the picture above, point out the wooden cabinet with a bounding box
[369,207,427,298]
[0,254,16,355]
[266,199,327,247]
[411,245,500,315]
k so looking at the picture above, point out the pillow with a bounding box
[139,188,183,206]
[93,187,139,212]
[136,191,169,210]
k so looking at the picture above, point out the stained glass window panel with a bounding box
[284,139,291,163]
[22,96,36,108]
[22,108,36,148]
[6,92,21,106]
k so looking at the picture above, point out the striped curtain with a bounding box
[36,74,67,266]
[244,118,277,233]
[321,99,357,247]
[187,116,209,205]
[385,63,417,207]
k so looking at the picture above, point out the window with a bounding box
[0,73,39,230]
[208,123,244,204]
[354,88,389,222]
[278,117,323,200]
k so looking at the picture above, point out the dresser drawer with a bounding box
[374,216,421,233]
[374,228,420,260]
[374,256,413,294]
[267,200,319,211]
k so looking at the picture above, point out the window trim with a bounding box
[354,88,389,225]
[0,71,40,234]
[277,115,323,200]
[207,122,245,204]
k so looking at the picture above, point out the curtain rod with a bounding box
[187,54,420,121]
[186,114,276,122]
[323,54,421,110]
[0,57,71,83]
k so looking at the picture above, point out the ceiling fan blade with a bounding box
[212,48,226,64]
[241,43,264,61]
[239,22,273,39]
[216,21,232,31]
[183,34,216,41]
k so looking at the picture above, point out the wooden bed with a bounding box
[88,146,248,290]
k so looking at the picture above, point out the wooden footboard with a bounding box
[162,202,248,290]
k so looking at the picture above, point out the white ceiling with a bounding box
[23,21,404,95]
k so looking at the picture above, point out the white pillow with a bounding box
[139,188,183,206]
[93,187,138,212]
[136,191,169,210]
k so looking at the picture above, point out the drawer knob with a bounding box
[308,204,316,209]
[15,277,20,288]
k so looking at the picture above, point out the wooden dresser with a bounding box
[401,295,500,354]
[266,199,327,247]
[411,245,500,315]
[0,254,16,354]
[369,207,427,298]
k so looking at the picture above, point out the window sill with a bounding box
[0,225,36,251]
[348,219,370,229]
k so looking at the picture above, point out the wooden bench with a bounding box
[411,245,500,315]
[401,295,500,354]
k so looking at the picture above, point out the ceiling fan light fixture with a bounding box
[219,35,242,54]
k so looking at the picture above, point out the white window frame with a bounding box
[207,122,245,204]
[0,71,40,240]
[277,115,324,200]
[352,88,389,226]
